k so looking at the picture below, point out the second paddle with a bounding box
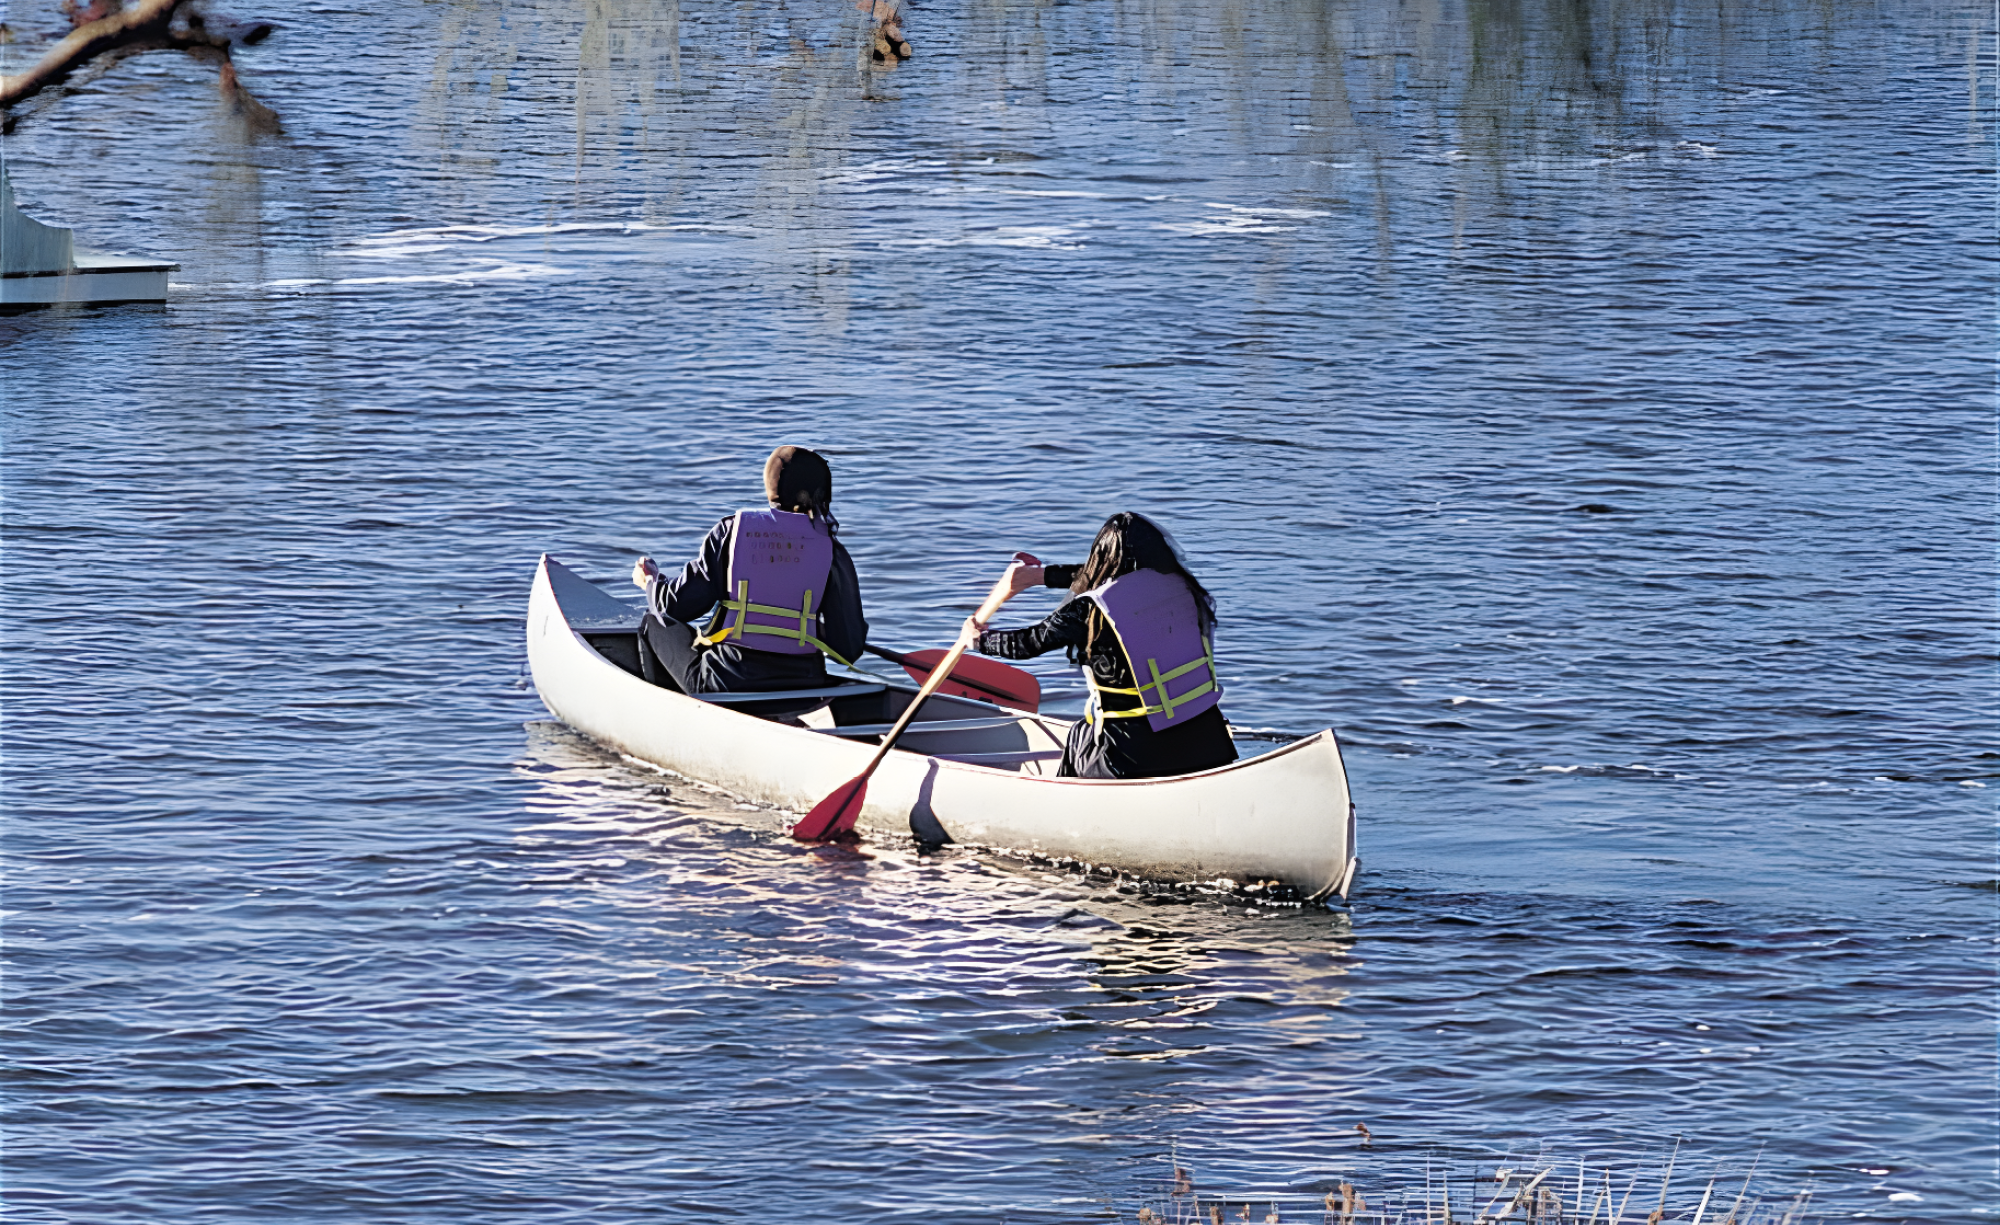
[793,556,1037,841]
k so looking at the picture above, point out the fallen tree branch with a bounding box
[1,0,274,121]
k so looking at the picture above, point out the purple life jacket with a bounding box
[698,508,844,661]
[1081,568,1221,732]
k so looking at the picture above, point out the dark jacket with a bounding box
[974,565,1236,780]
[646,513,867,693]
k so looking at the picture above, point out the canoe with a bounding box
[526,554,1359,899]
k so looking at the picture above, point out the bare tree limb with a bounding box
[1,0,274,122]
[5,0,186,108]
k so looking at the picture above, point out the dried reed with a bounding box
[1112,1144,1824,1225]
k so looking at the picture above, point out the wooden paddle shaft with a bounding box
[853,569,1018,777]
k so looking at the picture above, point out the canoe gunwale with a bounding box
[528,554,1355,895]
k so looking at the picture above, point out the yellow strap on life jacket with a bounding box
[1085,637,1216,725]
[698,580,853,666]
[1148,654,1217,722]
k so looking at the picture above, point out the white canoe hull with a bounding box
[527,555,1357,898]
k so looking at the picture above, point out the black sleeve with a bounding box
[1043,564,1079,589]
[819,540,868,664]
[975,598,1090,661]
[649,517,733,624]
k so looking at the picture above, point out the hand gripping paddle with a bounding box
[794,563,1028,841]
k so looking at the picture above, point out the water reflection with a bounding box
[937,0,1864,165]
[754,33,863,330]
[417,0,513,206]
[1077,910,1359,1058]
[512,716,1359,1051]
[572,0,682,199]
[392,0,1917,328]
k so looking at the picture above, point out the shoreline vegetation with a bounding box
[1120,1147,1833,1225]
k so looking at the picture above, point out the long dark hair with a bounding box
[1068,512,1216,662]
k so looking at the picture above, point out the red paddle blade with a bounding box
[896,648,1040,712]
[793,774,868,841]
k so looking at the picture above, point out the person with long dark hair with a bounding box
[968,512,1236,780]
[630,445,867,694]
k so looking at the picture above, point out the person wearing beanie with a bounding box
[629,446,867,695]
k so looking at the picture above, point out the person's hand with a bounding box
[631,557,659,590]
[1003,551,1044,597]
[971,553,1044,634]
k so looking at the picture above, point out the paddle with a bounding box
[794,561,1030,841]
[864,643,1040,713]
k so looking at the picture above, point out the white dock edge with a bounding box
[3,252,178,306]
[2,167,176,307]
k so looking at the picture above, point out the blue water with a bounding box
[3,0,1994,1219]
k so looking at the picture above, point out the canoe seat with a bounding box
[932,750,1064,766]
[697,683,885,706]
[809,715,1027,738]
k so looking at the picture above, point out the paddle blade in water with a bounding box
[793,775,868,841]
[895,648,1040,712]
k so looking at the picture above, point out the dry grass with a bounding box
[1112,1142,1827,1225]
